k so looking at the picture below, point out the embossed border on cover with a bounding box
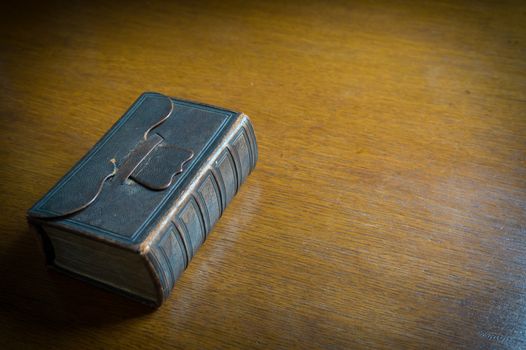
[29,93,236,244]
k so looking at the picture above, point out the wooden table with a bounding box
[1,1,525,348]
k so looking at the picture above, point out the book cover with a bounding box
[27,92,258,306]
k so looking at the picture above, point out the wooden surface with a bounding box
[1,1,525,348]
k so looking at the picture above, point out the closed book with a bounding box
[27,92,258,306]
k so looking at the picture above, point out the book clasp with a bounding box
[30,95,194,219]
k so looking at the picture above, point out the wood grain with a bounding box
[1,0,525,348]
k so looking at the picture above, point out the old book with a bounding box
[27,92,257,306]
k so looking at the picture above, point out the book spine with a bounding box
[145,114,257,305]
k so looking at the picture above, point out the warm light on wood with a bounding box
[1,0,525,348]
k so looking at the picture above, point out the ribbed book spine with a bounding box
[145,114,257,302]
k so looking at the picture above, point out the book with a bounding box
[27,92,258,306]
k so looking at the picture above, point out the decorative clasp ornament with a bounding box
[35,95,194,219]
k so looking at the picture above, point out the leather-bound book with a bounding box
[27,92,258,306]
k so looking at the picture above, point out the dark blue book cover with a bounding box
[28,92,257,306]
